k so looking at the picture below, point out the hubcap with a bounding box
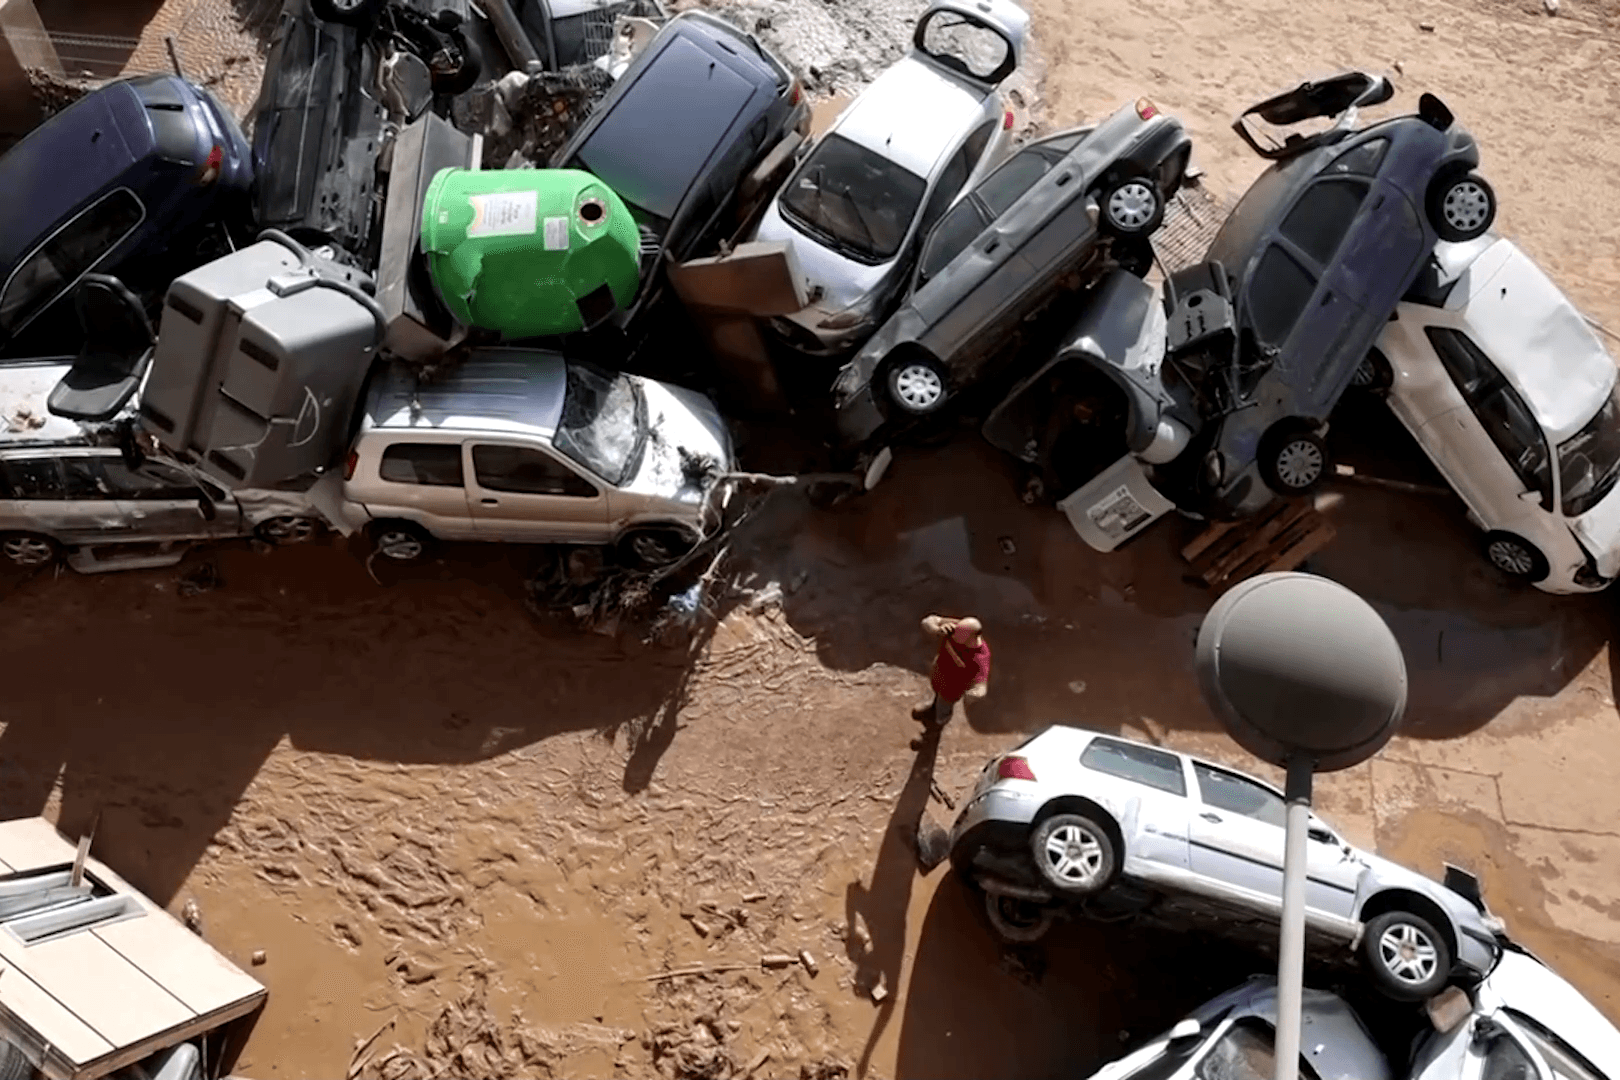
[3,537,53,566]
[377,532,423,560]
[893,364,944,410]
[1352,358,1376,387]
[1042,823,1104,885]
[1489,538,1535,575]
[1107,181,1157,230]
[1442,181,1491,233]
[1274,439,1324,489]
[1378,922,1439,984]
[263,517,315,544]
[633,534,674,563]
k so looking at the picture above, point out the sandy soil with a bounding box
[4,0,1620,1077]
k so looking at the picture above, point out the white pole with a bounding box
[1274,755,1314,1080]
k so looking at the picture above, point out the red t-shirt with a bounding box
[931,636,991,702]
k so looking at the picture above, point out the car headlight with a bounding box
[817,308,874,332]
[831,364,864,401]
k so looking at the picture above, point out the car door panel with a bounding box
[367,441,478,541]
[1075,738,1192,874]
[467,442,610,542]
[1303,824,1363,921]
[27,456,136,545]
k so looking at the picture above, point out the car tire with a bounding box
[310,0,382,25]
[1483,531,1550,583]
[1100,176,1165,238]
[1259,427,1330,496]
[617,527,697,569]
[430,30,482,95]
[1029,812,1117,896]
[983,892,1056,944]
[885,354,949,416]
[0,532,59,568]
[368,520,434,563]
[1361,910,1453,1001]
[256,516,322,546]
[1351,348,1394,393]
[1427,171,1496,243]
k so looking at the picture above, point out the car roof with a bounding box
[1480,948,1620,1076]
[1031,725,1284,793]
[1187,978,1390,1080]
[0,80,155,271]
[832,57,990,180]
[1448,237,1618,442]
[363,350,568,440]
[0,361,99,447]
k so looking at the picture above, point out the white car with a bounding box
[1362,234,1620,593]
[949,726,1505,1001]
[752,0,1027,357]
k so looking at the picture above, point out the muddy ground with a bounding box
[5,0,1620,1077]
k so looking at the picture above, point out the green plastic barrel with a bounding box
[420,168,641,338]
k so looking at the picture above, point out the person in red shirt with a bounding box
[912,615,991,729]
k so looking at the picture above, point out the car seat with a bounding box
[46,274,155,422]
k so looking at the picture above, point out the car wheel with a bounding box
[0,533,59,568]
[618,527,697,569]
[885,355,949,416]
[1428,172,1496,243]
[368,520,433,563]
[1260,428,1330,496]
[310,0,382,25]
[983,892,1056,944]
[1100,176,1165,238]
[1483,531,1550,583]
[1029,812,1117,896]
[1361,910,1452,1001]
[430,30,482,95]
[256,516,321,546]
[1351,348,1394,392]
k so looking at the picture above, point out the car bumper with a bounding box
[833,380,888,450]
[950,786,1043,848]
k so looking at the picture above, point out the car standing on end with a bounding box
[1357,234,1620,594]
[1152,71,1497,521]
[950,725,1505,1002]
[753,0,1029,358]
[830,98,1192,453]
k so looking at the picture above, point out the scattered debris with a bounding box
[641,962,754,982]
[347,1016,396,1080]
[928,779,955,811]
[761,954,797,969]
[868,973,888,1003]
[744,1049,772,1076]
[914,814,951,872]
[1418,20,1436,30]
[690,918,712,937]
[800,1063,850,1080]
[178,561,223,597]
[25,68,94,120]
[998,536,1017,555]
[1180,498,1336,593]
[741,892,768,903]
[251,950,267,966]
[798,950,818,977]
[1068,680,1087,694]
[181,897,203,934]
[461,67,614,170]
[1543,0,1559,14]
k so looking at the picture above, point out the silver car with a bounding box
[949,725,1504,1000]
[338,348,735,567]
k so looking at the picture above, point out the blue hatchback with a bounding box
[0,74,252,358]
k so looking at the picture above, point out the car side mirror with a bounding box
[1308,826,1335,844]
[1519,490,1543,504]
[1167,1019,1202,1046]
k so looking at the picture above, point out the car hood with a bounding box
[622,378,733,503]
[1478,948,1620,1075]
[753,201,901,321]
[1572,483,1620,579]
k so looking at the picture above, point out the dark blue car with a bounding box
[0,74,252,359]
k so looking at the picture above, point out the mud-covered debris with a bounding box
[914,815,951,872]
[800,1062,850,1080]
[179,561,222,597]
[181,897,203,934]
[251,949,267,966]
[461,67,614,170]
[868,973,887,1002]
[761,953,796,969]
[690,918,712,937]
[26,69,94,120]
[364,970,555,1080]
[741,892,768,903]
[798,950,818,977]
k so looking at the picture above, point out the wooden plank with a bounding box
[1221,517,1319,585]
[1187,499,1302,577]
[1211,516,1337,593]
[1180,518,1243,563]
[1198,502,1314,584]
[1264,521,1337,575]
[93,916,263,1017]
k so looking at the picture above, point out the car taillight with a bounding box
[196,144,222,185]
[1137,98,1158,121]
[1002,109,1014,131]
[343,449,358,481]
[997,756,1036,781]
[789,79,802,106]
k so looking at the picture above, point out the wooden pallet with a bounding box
[1180,498,1337,592]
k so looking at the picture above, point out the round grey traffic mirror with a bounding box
[1194,572,1406,772]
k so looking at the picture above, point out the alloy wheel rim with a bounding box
[265,518,315,543]
[3,538,52,565]
[895,364,944,410]
[378,532,423,560]
[1443,181,1490,233]
[1489,538,1534,575]
[1108,181,1156,230]
[1378,922,1439,984]
[1043,823,1104,884]
[1275,439,1324,488]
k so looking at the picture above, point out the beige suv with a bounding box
[338,349,734,566]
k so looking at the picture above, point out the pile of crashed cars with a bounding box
[2,0,1616,595]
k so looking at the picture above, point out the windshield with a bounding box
[779,134,928,263]
[1558,382,1620,517]
[553,363,647,486]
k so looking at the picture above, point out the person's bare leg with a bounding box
[912,694,943,722]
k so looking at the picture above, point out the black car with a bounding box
[1154,71,1496,519]
[549,9,808,343]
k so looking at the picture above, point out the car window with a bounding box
[0,458,64,500]
[1427,328,1554,509]
[1248,245,1318,349]
[1509,1012,1609,1080]
[1194,764,1286,828]
[962,119,997,176]
[1481,1033,1538,1080]
[1034,130,1088,161]
[1556,382,1620,518]
[0,189,145,335]
[917,199,990,284]
[472,445,599,498]
[916,143,974,242]
[554,364,645,485]
[1117,1036,1209,1080]
[1080,738,1187,797]
[59,457,111,500]
[97,459,203,500]
[1328,137,1388,177]
[780,134,929,263]
[1279,179,1367,266]
[1196,1019,1321,1080]
[378,443,465,487]
[975,147,1054,217]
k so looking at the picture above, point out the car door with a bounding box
[0,454,133,545]
[1419,327,1553,535]
[367,440,478,541]
[1075,736,1191,873]
[0,188,146,353]
[94,456,244,541]
[1301,816,1363,921]
[1411,1012,1559,1080]
[467,441,610,543]
[1188,762,1288,910]
[1268,178,1370,414]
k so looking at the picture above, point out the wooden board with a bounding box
[1181,498,1337,592]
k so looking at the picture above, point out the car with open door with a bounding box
[1149,71,1496,521]
[949,725,1505,1001]
[828,100,1192,449]
[754,0,1028,358]
[1359,235,1620,594]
